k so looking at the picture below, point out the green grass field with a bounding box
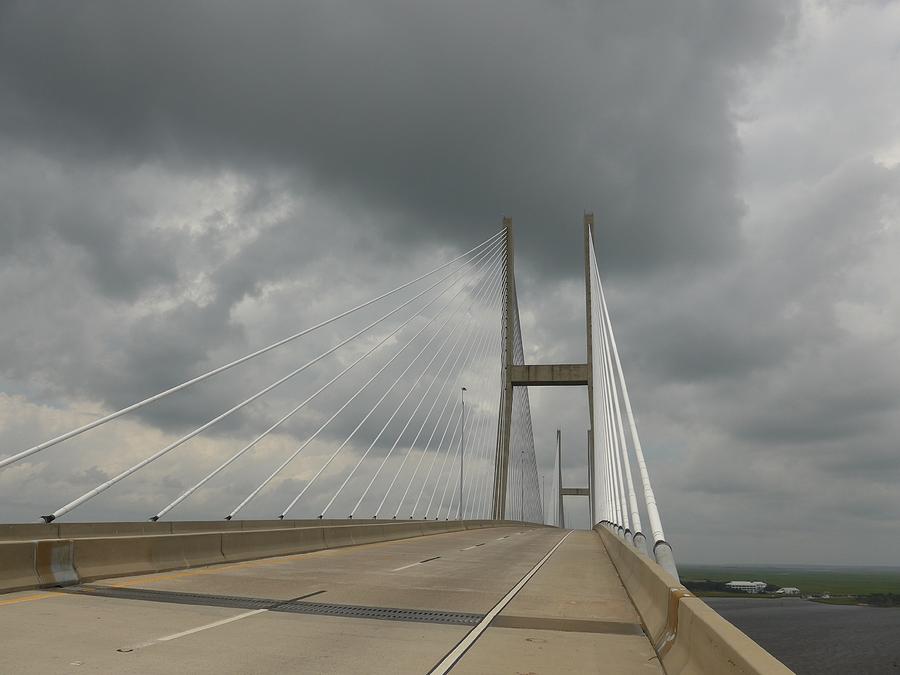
[680,564,900,596]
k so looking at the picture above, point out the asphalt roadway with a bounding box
[0,526,662,674]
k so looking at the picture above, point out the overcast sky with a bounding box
[1,0,899,565]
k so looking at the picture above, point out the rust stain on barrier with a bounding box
[653,587,692,657]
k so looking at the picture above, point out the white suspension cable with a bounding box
[471,365,504,520]
[318,251,505,517]
[351,262,505,517]
[426,406,464,519]
[223,246,501,522]
[600,321,622,528]
[370,309,487,519]
[443,346,500,520]
[462,395,494,518]
[592,240,676,577]
[150,239,504,521]
[598,284,643,540]
[42,237,503,523]
[389,302,499,518]
[407,315,497,518]
[458,389,495,520]
[414,394,463,519]
[287,292,495,520]
[379,269,504,519]
[436,408,467,519]
[594,252,667,546]
[451,286,504,519]
[1,229,505,472]
[607,339,630,533]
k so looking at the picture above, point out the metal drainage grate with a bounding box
[276,601,482,626]
[58,586,482,626]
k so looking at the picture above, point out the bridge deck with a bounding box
[0,526,661,674]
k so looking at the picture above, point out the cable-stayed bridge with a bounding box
[0,217,791,674]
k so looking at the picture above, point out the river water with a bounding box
[703,597,900,674]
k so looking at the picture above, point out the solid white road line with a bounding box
[391,561,424,572]
[117,591,325,652]
[159,609,269,641]
[117,610,268,652]
[428,529,574,675]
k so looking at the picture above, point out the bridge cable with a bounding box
[40,236,503,522]
[388,296,500,519]
[597,277,643,542]
[317,250,506,517]
[149,237,504,521]
[223,241,505,520]
[463,337,503,520]
[288,253,504,519]
[592,235,674,574]
[406,314,498,519]
[1,229,505,472]
[432,301,505,520]
[349,260,505,518]
[372,268,504,519]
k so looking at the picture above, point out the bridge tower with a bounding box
[490,214,677,581]
[492,215,595,521]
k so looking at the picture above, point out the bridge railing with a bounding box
[596,524,792,675]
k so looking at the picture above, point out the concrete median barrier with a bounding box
[596,526,793,675]
[347,524,386,546]
[0,524,60,541]
[150,532,224,572]
[34,539,77,587]
[221,528,325,562]
[0,541,40,593]
[59,522,165,539]
[73,536,156,581]
[170,520,240,534]
[2,520,528,594]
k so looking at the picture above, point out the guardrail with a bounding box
[595,525,794,675]
[0,519,532,594]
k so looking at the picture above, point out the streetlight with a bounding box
[459,387,467,520]
[520,447,524,521]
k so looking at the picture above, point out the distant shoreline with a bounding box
[680,563,900,606]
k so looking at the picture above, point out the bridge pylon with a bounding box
[491,215,596,522]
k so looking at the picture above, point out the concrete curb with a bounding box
[1,520,533,594]
[595,526,794,675]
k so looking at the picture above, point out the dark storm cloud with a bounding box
[0,0,794,279]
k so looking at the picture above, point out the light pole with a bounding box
[542,473,546,525]
[520,448,524,522]
[459,387,466,520]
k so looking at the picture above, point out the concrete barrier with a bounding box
[0,518,518,542]
[0,541,40,592]
[0,524,60,540]
[221,528,325,563]
[59,522,165,539]
[72,536,156,581]
[595,526,793,675]
[34,539,77,587]
[1,520,527,594]
[150,532,225,572]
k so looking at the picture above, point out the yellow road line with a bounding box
[0,592,62,607]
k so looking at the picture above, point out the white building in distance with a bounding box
[725,581,768,594]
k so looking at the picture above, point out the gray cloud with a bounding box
[1,0,899,565]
